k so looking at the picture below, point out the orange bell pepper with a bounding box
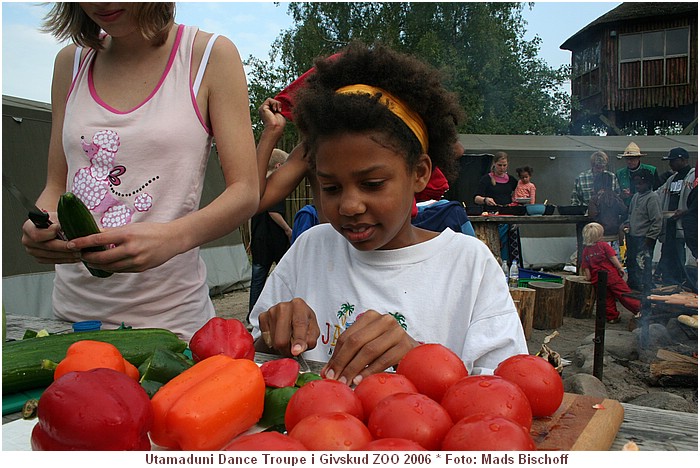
[150,354,265,451]
[52,340,139,381]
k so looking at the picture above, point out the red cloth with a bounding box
[417,168,449,202]
[274,54,342,121]
[273,66,318,121]
[412,168,450,217]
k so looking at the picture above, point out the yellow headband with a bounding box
[336,84,429,154]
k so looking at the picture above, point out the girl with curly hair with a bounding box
[250,42,527,385]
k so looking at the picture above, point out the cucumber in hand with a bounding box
[57,192,113,278]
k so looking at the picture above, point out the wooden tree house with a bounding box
[561,2,698,135]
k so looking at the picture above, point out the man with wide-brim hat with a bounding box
[655,147,695,288]
[616,142,662,207]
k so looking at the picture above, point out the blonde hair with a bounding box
[42,3,175,49]
[490,151,509,186]
[582,222,604,246]
[267,149,289,176]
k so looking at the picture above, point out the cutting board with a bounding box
[531,393,624,450]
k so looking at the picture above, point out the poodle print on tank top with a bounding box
[72,129,157,228]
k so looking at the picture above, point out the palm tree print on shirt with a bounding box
[337,302,355,326]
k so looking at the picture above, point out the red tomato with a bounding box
[223,432,307,451]
[396,343,468,402]
[353,373,418,421]
[367,392,453,450]
[440,375,533,429]
[361,438,426,451]
[288,412,372,451]
[284,379,364,431]
[441,414,536,451]
[259,358,300,388]
[494,354,564,417]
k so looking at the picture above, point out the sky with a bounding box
[1,1,621,104]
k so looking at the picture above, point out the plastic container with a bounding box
[517,268,563,288]
[508,260,519,288]
[72,320,102,332]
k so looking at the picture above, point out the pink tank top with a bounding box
[54,25,218,339]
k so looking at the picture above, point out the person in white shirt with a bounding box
[249,42,527,386]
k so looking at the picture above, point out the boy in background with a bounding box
[622,169,662,292]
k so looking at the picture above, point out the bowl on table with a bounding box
[525,204,546,216]
[557,205,587,216]
[498,205,527,216]
[544,204,555,215]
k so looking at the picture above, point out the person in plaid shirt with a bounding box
[571,151,620,206]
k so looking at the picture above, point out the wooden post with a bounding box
[531,282,565,330]
[563,276,596,318]
[510,287,536,339]
[471,223,501,260]
[593,271,608,380]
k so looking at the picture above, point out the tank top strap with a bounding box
[192,33,220,96]
[72,47,82,80]
[67,47,95,102]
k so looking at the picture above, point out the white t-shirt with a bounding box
[250,224,528,374]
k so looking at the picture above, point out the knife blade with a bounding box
[2,173,52,228]
[294,351,312,373]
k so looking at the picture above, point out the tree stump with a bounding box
[509,287,535,339]
[471,223,501,260]
[563,276,596,318]
[531,281,565,330]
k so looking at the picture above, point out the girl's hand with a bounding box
[257,298,320,357]
[21,217,81,264]
[322,310,420,386]
[258,98,286,131]
[65,222,182,273]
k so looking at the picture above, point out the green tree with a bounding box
[246,2,571,136]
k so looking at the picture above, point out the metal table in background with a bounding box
[467,214,591,272]
[2,314,697,451]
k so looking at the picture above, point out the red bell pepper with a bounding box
[30,368,153,451]
[189,317,255,362]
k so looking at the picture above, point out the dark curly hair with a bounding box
[293,42,464,182]
[516,166,534,177]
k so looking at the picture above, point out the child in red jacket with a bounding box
[581,222,640,323]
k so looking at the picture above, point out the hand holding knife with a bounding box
[2,173,66,240]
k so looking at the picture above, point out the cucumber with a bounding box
[138,348,193,385]
[57,191,112,278]
[2,328,188,395]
